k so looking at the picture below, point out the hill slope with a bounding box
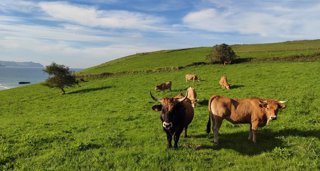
[80,39,320,74]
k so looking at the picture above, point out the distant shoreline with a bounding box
[0,84,10,90]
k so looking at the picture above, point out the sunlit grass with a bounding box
[1,61,319,170]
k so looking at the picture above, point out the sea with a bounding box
[0,67,81,90]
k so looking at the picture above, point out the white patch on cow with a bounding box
[267,117,272,125]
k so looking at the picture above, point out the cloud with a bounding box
[0,0,38,13]
[183,1,320,39]
[2,0,320,69]
[0,36,162,68]
[38,1,165,30]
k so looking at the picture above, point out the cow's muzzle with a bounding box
[163,122,173,129]
[270,116,277,120]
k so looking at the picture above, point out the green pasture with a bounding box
[1,61,320,170]
[80,39,320,74]
[233,39,320,58]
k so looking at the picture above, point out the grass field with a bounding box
[1,54,320,170]
[80,39,320,74]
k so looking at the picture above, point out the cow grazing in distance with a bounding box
[151,91,194,148]
[185,74,200,82]
[187,87,197,108]
[174,87,197,108]
[219,75,230,90]
[206,95,286,144]
[155,81,172,91]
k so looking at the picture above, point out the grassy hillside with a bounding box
[233,39,320,58]
[1,60,320,170]
[81,39,320,74]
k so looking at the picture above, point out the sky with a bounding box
[1,0,320,68]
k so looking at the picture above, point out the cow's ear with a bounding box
[278,101,286,109]
[259,100,268,108]
[152,105,162,111]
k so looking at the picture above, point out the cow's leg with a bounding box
[174,128,184,148]
[251,122,259,143]
[166,132,172,148]
[210,113,215,134]
[213,116,223,144]
[248,124,253,141]
[252,130,258,143]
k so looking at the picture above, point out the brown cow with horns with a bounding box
[151,91,194,148]
[206,95,286,144]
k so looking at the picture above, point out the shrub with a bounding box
[206,43,237,64]
[43,62,78,94]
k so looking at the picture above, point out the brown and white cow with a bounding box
[219,75,230,89]
[185,74,200,82]
[155,81,172,91]
[206,95,286,143]
[151,91,194,148]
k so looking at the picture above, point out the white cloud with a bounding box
[183,1,320,39]
[0,22,107,42]
[38,1,164,30]
[0,36,162,68]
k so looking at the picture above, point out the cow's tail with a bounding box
[206,111,211,134]
[206,95,217,134]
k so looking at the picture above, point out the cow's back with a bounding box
[231,98,264,123]
[187,87,196,100]
[185,74,193,80]
[209,96,264,124]
[219,76,227,85]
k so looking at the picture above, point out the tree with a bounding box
[43,62,78,94]
[206,43,237,65]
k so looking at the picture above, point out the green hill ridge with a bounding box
[80,39,320,74]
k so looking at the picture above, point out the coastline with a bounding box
[0,83,10,91]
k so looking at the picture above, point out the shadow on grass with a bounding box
[68,86,113,94]
[171,88,187,93]
[275,128,320,139]
[198,99,209,106]
[230,84,244,89]
[194,128,320,156]
[189,133,208,138]
[233,58,253,64]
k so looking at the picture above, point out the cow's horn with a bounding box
[150,91,161,102]
[278,100,287,104]
[177,91,188,103]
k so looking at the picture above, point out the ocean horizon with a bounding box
[0,67,82,91]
